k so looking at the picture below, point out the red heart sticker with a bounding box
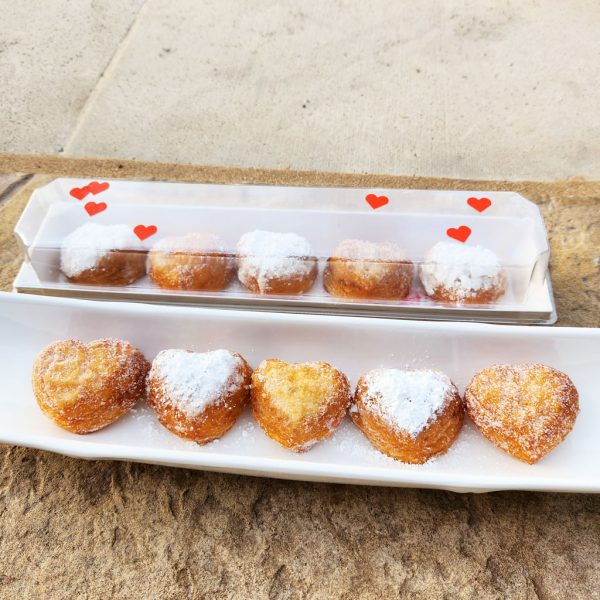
[70,187,90,201]
[365,193,389,210]
[134,224,157,241]
[84,201,107,216]
[467,197,492,213]
[87,181,110,195]
[447,225,472,243]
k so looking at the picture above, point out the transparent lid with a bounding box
[14,178,554,324]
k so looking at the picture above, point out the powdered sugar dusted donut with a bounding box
[465,364,579,464]
[33,338,150,434]
[60,223,146,286]
[251,359,351,452]
[419,241,506,304]
[237,230,318,294]
[147,349,252,444]
[352,368,464,463]
[148,232,235,291]
[324,239,414,299]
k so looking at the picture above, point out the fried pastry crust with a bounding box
[324,240,414,300]
[32,338,150,433]
[147,349,252,444]
[67,250,147,286]
[239,261,318,295]
[237,230,318,295]
[251,359,351,451]
[148,233,235,291]
[419,241,507,304]
[465,363,579,463]
[424,275,507,304]
[352,369,464,464]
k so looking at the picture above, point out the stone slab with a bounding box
[0,165,598,598]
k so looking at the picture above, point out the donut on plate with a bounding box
[465,363,579,464]
[147,232,235,291]
[60,223,146,286]
[237,230,318,294]
[351,368,464,463]
[251,359,351,451]
[147,349,252,444]
[324,239,414,300]
[419,241,506,304]
[32,338,150,433]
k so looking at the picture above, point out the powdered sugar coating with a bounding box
[61,223,143,277]
[333,239,407,262]
[358,368,454,437]
[419,241,503,300]
[151,232,226,254]
[148,349,245,417]
[237,230,314,293]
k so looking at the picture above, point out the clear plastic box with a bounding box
[13,178,556,324]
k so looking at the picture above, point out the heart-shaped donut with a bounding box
[465,364,579,463]
[33,338,150,433]
[147,349,252,444]
[251,359,351,451]
[352,368,464,463]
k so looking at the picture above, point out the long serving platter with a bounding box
[0,293,597,493]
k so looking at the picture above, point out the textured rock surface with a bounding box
[0,168,599,599]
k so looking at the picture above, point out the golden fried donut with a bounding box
[465,364,579,464]
[251,359,351,451]
[147,232,235,291]
[147,349,252,444]
[237,230,318,294]
[32,338,150,433]
[324,239,414,300]
[60,223,146,285]
[351,368,464,463]
[419,241,507,304]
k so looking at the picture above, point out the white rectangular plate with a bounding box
[0,292,597,493]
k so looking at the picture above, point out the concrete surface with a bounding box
[2,1,600,180]
[0,171,599,599]
[0,1,145,153]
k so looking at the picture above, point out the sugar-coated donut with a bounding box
[251,359,351,451]
[60,223,146,286]
[147,233,235,291]
[419,241,506,304]
[237,230,318,294]
[324,239,414,300]
[465,364,579,464]
[32,338,150,433]
[147,349,252,444]
[351,368,464,463]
